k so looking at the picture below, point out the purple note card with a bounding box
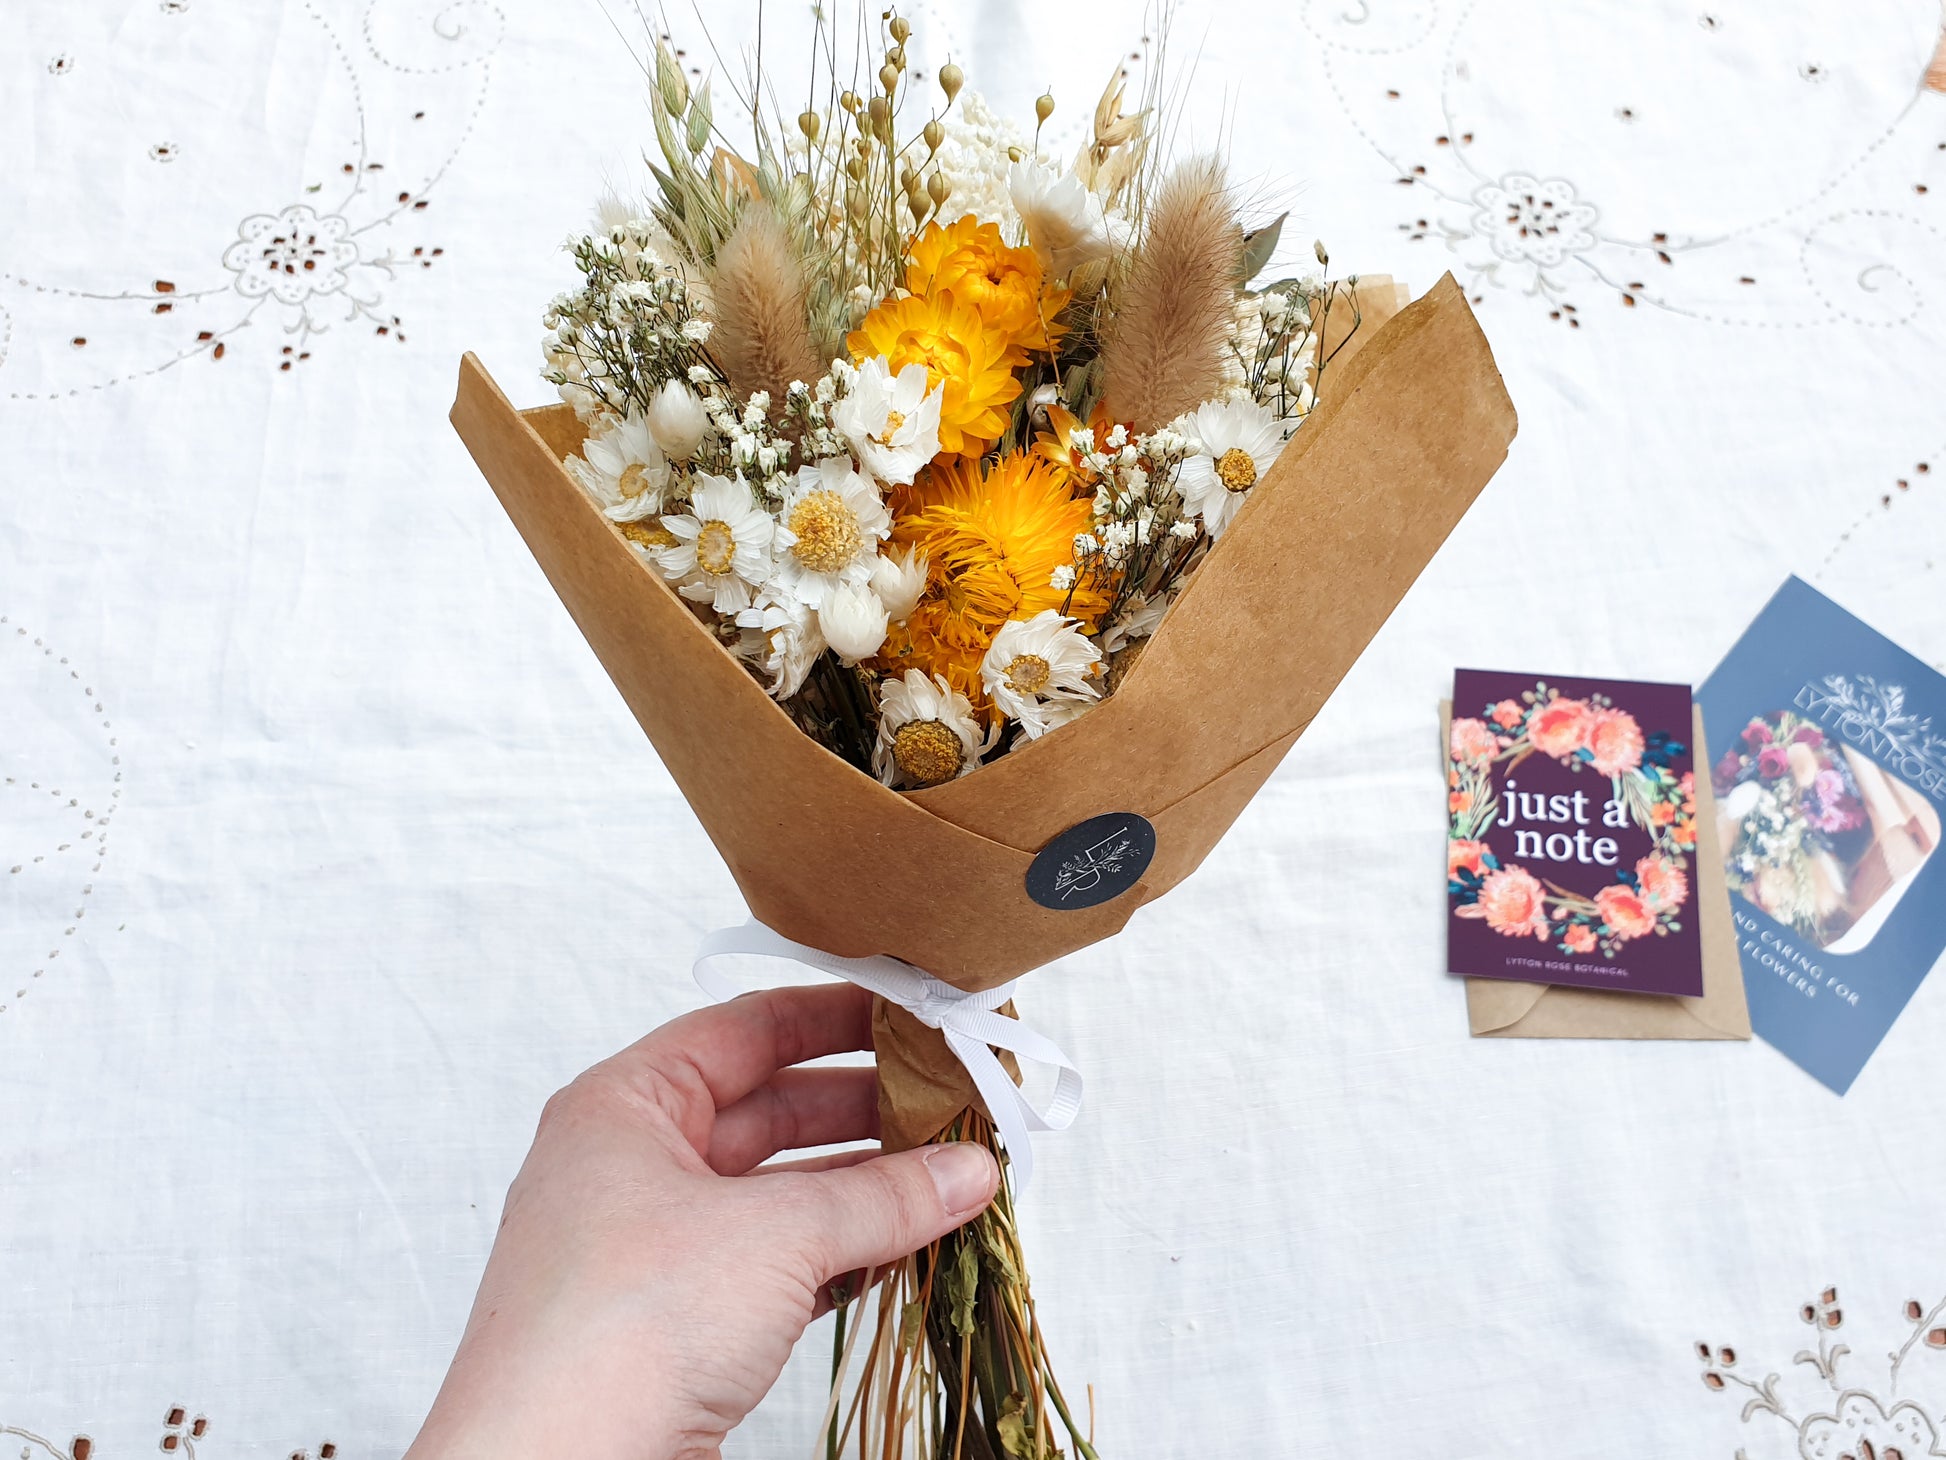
[1447,669,1706,997]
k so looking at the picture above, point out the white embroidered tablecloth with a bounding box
[5,3,1946,1456]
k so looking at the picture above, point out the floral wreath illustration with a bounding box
[1448,682,1697,959]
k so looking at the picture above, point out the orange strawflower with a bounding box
[876,451,1107,716]
[847,291,1022,456]
[1030,400,1119,482]
[904,215,1070,356]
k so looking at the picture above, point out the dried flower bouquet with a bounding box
[450,8,1517,1457]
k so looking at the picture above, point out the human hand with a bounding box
[404,984,1000,1460]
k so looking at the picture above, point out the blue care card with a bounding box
[1699,577,1946,1094]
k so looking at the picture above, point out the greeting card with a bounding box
[1699,577,1946,1094]
[1447,669,1705,998]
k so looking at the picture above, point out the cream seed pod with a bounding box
[798,110,820,142]
[922,118,944,154]
[888,14,910,42]
[654,39,688,117]
[886,45,905,70]
[840,89,861,114]
[880,62,900,93]
[938,60,962,103]
[907,192,929,225]
[926,171,951,206]
[1035,90,1055,124]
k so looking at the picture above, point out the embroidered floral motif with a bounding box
[1699,1288,1946,1456]
[221,205,362,306]
[0,1407,335,1459]
[1,0,502,396]
[1800,1393,1944,1460]
[1305,0,1946,327]
[1468,174,1600,274]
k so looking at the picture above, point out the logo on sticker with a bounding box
[1025,812,1156,910]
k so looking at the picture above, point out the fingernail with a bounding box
[924,1143,995,1216]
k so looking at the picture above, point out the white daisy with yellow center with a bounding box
[771,458,893,608]
[832,356,943,486]
[1172,396,1287,539]
[654,472,775,614]
[980,610,1102,740]
[565,411,672,523]
[873,670,992,789]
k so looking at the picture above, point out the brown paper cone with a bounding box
[450,271,1516,1147]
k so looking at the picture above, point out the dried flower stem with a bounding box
[826,1111,1098,1460]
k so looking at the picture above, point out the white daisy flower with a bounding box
[771,458,892,607]
[645,379,711,461]
[819,581,890,664]
[869,544,929,624]
[873,670,990,788]
[735,586,825,699]
[655,472,775,614]
[566,411,672,522]
[1037,695,1099,735]
[832,357,943,485]
[1098,590,1170,656]
[1008,161,1120,277]
[980,610,1102,740]
[1172,396,1286,539]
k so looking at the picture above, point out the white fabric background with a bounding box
[5,2,1946,1456]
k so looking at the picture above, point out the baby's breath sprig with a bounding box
[543,225,724,423]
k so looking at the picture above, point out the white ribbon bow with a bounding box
[693,920,1083,1191]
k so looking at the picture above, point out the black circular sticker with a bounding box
[1025,812,1157,910]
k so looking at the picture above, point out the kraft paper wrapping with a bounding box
[451,272,1517,1150]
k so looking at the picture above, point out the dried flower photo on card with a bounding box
[1711,704,1940,953]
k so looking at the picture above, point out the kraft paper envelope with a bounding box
[1441,704,1752,1041]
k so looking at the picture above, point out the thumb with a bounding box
[791,1142,1000,1278]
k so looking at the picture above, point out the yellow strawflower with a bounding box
[876,451,1107,716]
[848,291,1023,457]
[904,215,1070,357]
